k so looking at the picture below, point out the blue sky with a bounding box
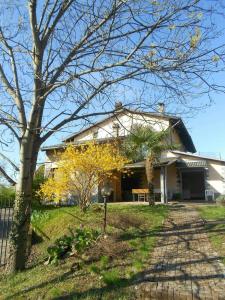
[38,0,225,161]
[1,0,225,183]
[186,94,225,159]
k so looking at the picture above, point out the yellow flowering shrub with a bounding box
[39,142,129,210]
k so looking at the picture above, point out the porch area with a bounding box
[109,158,208,203]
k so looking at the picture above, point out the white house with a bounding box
[42,103,225,203]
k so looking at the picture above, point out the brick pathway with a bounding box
[136,204,225,299]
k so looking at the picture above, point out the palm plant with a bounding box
[123,124,171,205]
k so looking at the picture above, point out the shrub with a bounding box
[102,270,122,286]
[39,142,128,211]
[99,255,110,269]
[70,227,100,254]
[0,186,15,207]
[46,227,100,265]
[91,203,104,213]
[89,264,101,274]
[47,235,74,265]
[32,165,46,209]
[31,210,50,226]
[31,210,50,239]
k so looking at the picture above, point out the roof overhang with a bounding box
[124,157,178,169]
[41,136,125,151]
[172,150,225,164]
[176,160,208,168]
[170,118,196,153]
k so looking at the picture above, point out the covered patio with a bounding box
[110,156,209,203]
[123,158,178,204]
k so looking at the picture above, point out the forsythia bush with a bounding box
[39,142,129,210]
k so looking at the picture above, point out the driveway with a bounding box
[136,203,225,299]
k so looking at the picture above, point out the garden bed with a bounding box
[0,204,168,299]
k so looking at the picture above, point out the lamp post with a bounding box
[101,183,113,233]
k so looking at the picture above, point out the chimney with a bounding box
[157,102,165,114]
[115,101,123,111]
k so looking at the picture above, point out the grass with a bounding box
[198,205,225,264]
[198,205,225,220]
[0,203,169,299]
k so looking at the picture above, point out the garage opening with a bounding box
[181,169,205,200]
[121,169,145,201]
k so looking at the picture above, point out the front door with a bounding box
[181,169,205,200]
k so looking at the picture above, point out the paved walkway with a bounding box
[137,204,225,300]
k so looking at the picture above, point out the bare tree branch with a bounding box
[0,165,16,185]
[0,152,19,172]
[0,29,27,130]
[42,0,74,46]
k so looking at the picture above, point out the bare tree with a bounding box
[0,0,224,272]
[0,153,18,185]
[0,165,16,185]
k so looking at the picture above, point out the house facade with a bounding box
[42,104,225,203]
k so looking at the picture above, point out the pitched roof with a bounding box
[63,108,172,142]
[62,108,196,153]
[169,118,196,153]
[41,108,196,153]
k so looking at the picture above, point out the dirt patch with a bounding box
[86,234,132,262]
[108,213,144,231]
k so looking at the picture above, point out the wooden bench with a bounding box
[132,189,149,202]
[132,189,161,202]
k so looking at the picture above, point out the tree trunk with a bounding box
[6,137,39,273]
[145,154,155,206]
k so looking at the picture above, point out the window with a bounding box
[112,123,120,137]
[93,130,98,139]
[49,167,57,178]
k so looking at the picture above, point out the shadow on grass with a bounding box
[63,211,85,223]
[7,260,225,300]
[19,253,225,300]
[6,203,225,300]
[117,227,162,242]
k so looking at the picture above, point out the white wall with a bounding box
[164,151,225,196]
[74,112,169,142]
[178,157,225,195]
[207,162,225,195]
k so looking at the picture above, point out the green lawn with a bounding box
[198,205,225,264]
[0,204,168,299]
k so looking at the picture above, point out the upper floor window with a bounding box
[49,167,57,178]
[112,123,120,137]
[93,130,98,139]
